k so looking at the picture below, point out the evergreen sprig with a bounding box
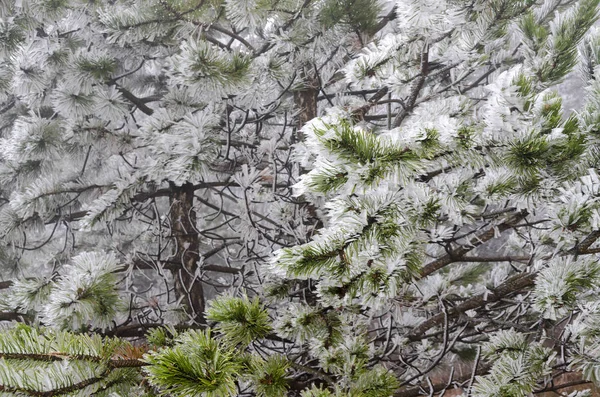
[143,329,240,397]
[248,355,290,397]
[348,366,400,397]
[537,0,600,83]
[206,294,272,347]
[0,325,143,396]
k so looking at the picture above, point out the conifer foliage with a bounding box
[2,0,600,396]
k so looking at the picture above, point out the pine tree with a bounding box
[2,0,600,396]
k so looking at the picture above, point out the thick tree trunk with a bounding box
[169,182,205,324]
[293,72,318,141]
[293,71,321,233]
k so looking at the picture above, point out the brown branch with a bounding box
[48,210,88,223]
[579,247,600,254]
[208,24,255,51]
[569,230,600,254]
[0,312,33,322]
[115,86,154,115]
[254,0,313,56]
[407,272,536,341]
[289,362,335,386]
[0,377,107,397]
[0,352,145,368]
[0,281,13,290]
[373,5,397,33]
[351,87,389,121]
[203,264,242,274]
[393,362,492,397]
[0,364,138,397]
[455,255,530,263]
[104,323,204,338]
[392,45,429,128]
[131,257,242,274]
[45,181,249,224]
[533,378,593,394]
[203,239,244,260]
[419,210,528,278]
[401,227,600,343]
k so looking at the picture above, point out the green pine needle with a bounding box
[206,295,272,347]
[143,329,240,397]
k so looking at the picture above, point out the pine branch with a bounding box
[407,272,537,341]
[456,255,530,262]
[351,87,389,120]
[132,258,242,273]
[203,239,244,259]
[392,45,429,128]
[254,0,313,56]
[0,312,32,322]
[0,379,105,397]
[533,378,592,394]
[208,24,255,51]
[0,352,145,368]
[373,5,397,33]
[289,362,335,386]
[568,229,600,254]
[0,281,13,289]
[393,363,492,397]
[103,323,204,338]
[419,210,528,277]
[115,86,154,115]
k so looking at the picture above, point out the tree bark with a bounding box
[169,182,205,324]
[293,70,318,141]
